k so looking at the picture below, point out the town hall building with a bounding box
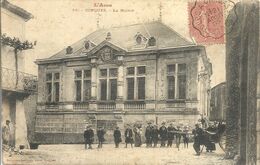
[34,21,212,144]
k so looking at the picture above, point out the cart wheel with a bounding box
[219,131,226,152]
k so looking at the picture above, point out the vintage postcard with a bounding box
[1,0,259,164]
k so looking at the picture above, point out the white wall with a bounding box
[1,8,26,72]
[15,100,29,148]
[1,7,32,149]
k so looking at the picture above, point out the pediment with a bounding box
[89,41,126,63]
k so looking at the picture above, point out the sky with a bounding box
[8,0,227,87]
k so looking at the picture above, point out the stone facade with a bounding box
[35,22,211,144]
[209,82,226,121]
[225,1,259,164]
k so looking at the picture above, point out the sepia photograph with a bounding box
[1,0,259,164]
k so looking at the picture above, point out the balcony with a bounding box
[2,67,37,93]
[124,101,146,110]
[97,101,116,110]
[73,102,89,110]
[37,100,198,113]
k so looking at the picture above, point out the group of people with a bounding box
[83,122,191,150]
[143,122,190,149]
[192,121,226,155]
[84,125,106,149]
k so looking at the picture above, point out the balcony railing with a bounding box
[37,100,196,112]
[73,102,89,110]
[2,67,37,93]
[97,101,116,110]
[124,101,146,110]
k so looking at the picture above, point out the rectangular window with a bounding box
[109,68,118,77]
[137,66,146,75]
[178,64,186,73]
[75,71,82,79]
[126,66,146,100]
[178,64,186,99]
[167,64,175,74]
[46,73,52,81]
[137,77,145,99]
[83,80,91,100]
[84,70,91,78]
[99,68,118,100]
[178,75,186,99]
[167,64,186,99]
[100,80,107,100]
[54,82,60,102]
[46,82,52,102]
[167,76,175,99]
[100,69,107,77]
[54,73,60,81]
[46,72,60,103]
[127,67,135,75]
[127,78,134,100]
[75,81,82,101]
[110,79,117,100]
[74,70,91,102]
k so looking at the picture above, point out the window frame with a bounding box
[45,72,60,103]
[166,63,187,100]
[74,69,91,102]
[126,66,146,100]
[99,68,118,101]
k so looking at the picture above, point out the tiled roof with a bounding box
[48,21,195,60]
[1,0,33,21]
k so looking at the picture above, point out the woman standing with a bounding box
[133,125,142,147]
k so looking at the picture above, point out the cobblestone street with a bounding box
[3,144,234,165]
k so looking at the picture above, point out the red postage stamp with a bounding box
[188,1,224,44]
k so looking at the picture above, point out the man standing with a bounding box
[159,122,168,147]
[175,126,182,150]
[167,123,176,147]
[145,122,153,147]
[97,126,106,148]
[113,126,122,148]
[182,126,189,148]
[2,120,12,156]
[124,124,133,148]
[84,125,94,149]
[152,124,159,147]
[192,124,204,155]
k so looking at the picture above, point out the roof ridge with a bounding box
[142,23,152,38]
[105,21,159,30]
[2,0,33,21]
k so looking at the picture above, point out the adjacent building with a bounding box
[209,82,227,121]
[1,0,36,148]
[35,21,212,144]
